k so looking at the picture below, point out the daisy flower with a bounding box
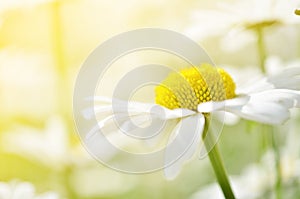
[1,115,93,169]
[185,0,300,51]
[1,116,69,169]
[215,57,300,125]
[84,63,300,198]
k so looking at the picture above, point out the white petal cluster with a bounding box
[0,181,60,199]
[83,65,300,179]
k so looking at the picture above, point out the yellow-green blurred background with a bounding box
[0,0,300,198]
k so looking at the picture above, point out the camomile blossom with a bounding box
[0,181,60,199]
[1,116,69,169]
[84,63,300,179]
[185,0,300,51]
[215,56,300,125]
[1,115,92,169]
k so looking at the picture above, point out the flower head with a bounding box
[155,64,236,111]
[84,63,300,179]
[185,0,300,51]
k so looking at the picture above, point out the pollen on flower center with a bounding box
[155,64,236,111]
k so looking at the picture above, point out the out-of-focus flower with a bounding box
[265,56,300,76]
[0,50,57,118]
[218,57,300,125]
[1,115,69,169]
[84,63,300,179]
[185,0,300,51]
[1,114,115,169]
[222,56,300,92]
[0,181,60,199]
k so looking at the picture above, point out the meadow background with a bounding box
[0,0,300,198]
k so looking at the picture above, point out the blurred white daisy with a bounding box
[185,0,300,51]
[265,56,300,76]
[1,114,118,169]
[84,63,300,179]
[218,57,300,125]
[0,181,60,199]
[1,116,70,169]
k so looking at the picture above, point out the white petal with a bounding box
[164,114,205,180]
[125,101,196,120]
[13,182,35,199]
[118,113,172,140]
[267,67,300,90]
[144,119,179,147]
[237,66,300,94]
[229,102,290,124]
[238,77,274,94]
[221,29,255,52]
[82,97,197,144]
[84,98,196,148]
[85,115,115,140]
[218,111,241,126]
[0,183,10,199]
[85,97,196,120]
[185,10,235,40]
[82,105,112,119]
[227,89,300,124]
[86,96,113,103]
[197,95,250,113]
[85,128,129,161]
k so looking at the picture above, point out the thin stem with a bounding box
[203,116,236,199]
[256,28,267,74]
[263,125,282,199]
[256,27,282,198]
[271,128,282,199]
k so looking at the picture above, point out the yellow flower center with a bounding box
[155,64,236,111]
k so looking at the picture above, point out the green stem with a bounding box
[256,27,282,198]
[203,116,236,199]
[256,28,267,74]
[271,129,282,199]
